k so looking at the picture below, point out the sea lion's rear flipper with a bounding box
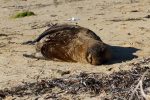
[22,24,79,45]
[22,40,36,45]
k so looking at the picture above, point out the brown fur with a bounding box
[24,24,111,65]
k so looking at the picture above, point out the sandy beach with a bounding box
[0,0,150,99]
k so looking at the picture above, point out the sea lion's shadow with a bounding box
[106,45,139,64]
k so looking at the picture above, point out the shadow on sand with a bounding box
[107,45,140,64]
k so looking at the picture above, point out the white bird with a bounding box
[67,17,80,22]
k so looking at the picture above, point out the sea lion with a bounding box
[23,24,111,65]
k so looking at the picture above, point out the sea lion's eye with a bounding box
[87,53,92,63]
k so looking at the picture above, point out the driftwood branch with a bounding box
[129,69,150,100]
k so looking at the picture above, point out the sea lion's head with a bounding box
[86,42,111,65]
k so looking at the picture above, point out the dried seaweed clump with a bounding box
[0,58,150,100]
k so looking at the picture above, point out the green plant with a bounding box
[12,11,35,18]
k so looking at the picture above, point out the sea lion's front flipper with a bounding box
[23,52,45,60]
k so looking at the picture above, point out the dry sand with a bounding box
[0,0,150,99]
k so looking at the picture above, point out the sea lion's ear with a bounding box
[86,53,92,64]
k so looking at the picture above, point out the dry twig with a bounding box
[129,69,150,100]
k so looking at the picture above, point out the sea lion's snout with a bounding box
[86,43,111,65]
[86,53,102,65]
